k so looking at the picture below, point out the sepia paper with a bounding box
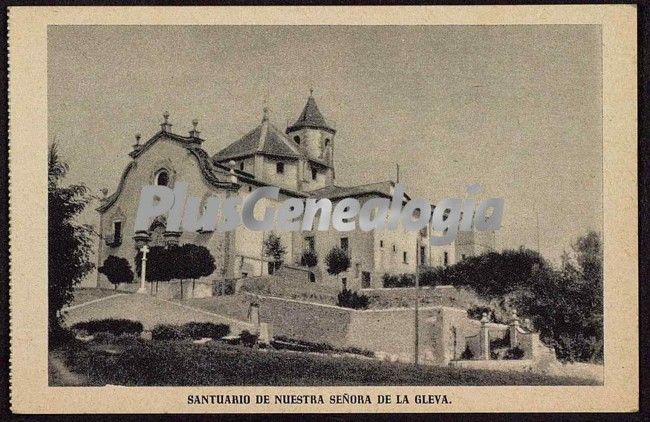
[8,5,638,414]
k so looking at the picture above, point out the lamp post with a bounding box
[137,245,150,294]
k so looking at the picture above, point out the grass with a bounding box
[52,338,597,386]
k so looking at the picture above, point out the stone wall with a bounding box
[248,294,488,364]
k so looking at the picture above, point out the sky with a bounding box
[48,25,602,264]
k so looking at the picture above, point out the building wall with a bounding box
[257,156,299,191]
[298,160,328,192]
[98,137,232,288]
[455,230,495,261]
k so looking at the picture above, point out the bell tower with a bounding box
[286,89,336,170]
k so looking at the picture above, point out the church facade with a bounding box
[96,92,492,291]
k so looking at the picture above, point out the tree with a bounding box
[98,255,134,290]
[428,233,603,363]
[426,248,549,298]
[324,247,350,286]
[170,244,216,299]
[48,142,95,334]
[263,232,286,272]
[135,245,172,294]
[300,249,318,282]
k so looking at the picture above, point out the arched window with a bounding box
[155,169,169,186]
[325,139,330,147]
[293,135,301,145]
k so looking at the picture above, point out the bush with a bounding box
[114,333,142,346]
[467,305,495,322]
[71,319,143,336]
[341,347,375,358]
[382,273,414,288]
[337,288,369,309]
[489,333,511,350]
[92,331,116,343]
[239,330,258,347]
[300,249,318,268]
[504,346,525,360]
[182,322,230,340]
[151,324,188,341]
[382,271,439,288]
[460,345,474,360]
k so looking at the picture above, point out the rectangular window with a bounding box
[239,161,245,171]
[276,162,284,174]
[311,167,318,180]
[340,237,349,253]
[380,240,384,248]
[461,254,466,260]
[444,251,449,266]
[420,246,426,265]
[392,244,396,252]
[113,221,122,242]
[403,251,408,264]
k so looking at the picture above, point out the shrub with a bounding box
[382,273,414,288]
[489,333,511,350]
[71,319,143,336]
[182,322,230,340]
[151,324,188,341]
[114,333,142,346]
[337,288,369,309]
[504,346,525,360]
[460,345,474,360]
[239,330,259,347]
[382,271,438,288]
[467,305,497,322]
[92,331,116,344]
[342,347,375,358]
[301,249,318,268]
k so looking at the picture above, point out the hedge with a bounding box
[151,323,230,341]
[71,319,143,336]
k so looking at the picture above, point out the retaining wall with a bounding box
[247,294,487,364]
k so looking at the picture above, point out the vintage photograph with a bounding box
[46,23,606,387]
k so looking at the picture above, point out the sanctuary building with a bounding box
[96,91,494,291]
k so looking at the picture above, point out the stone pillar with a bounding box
[480,312,490,360]
[249,302,260,333]
[137,245,150,294]
[258,322,272,346]
[509,309,519,348]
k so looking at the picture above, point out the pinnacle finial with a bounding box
[309,87,314,96]
[262,106,269,122]
[192,119,198,130]
[135,133,141,145]
[163,111,169,123]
